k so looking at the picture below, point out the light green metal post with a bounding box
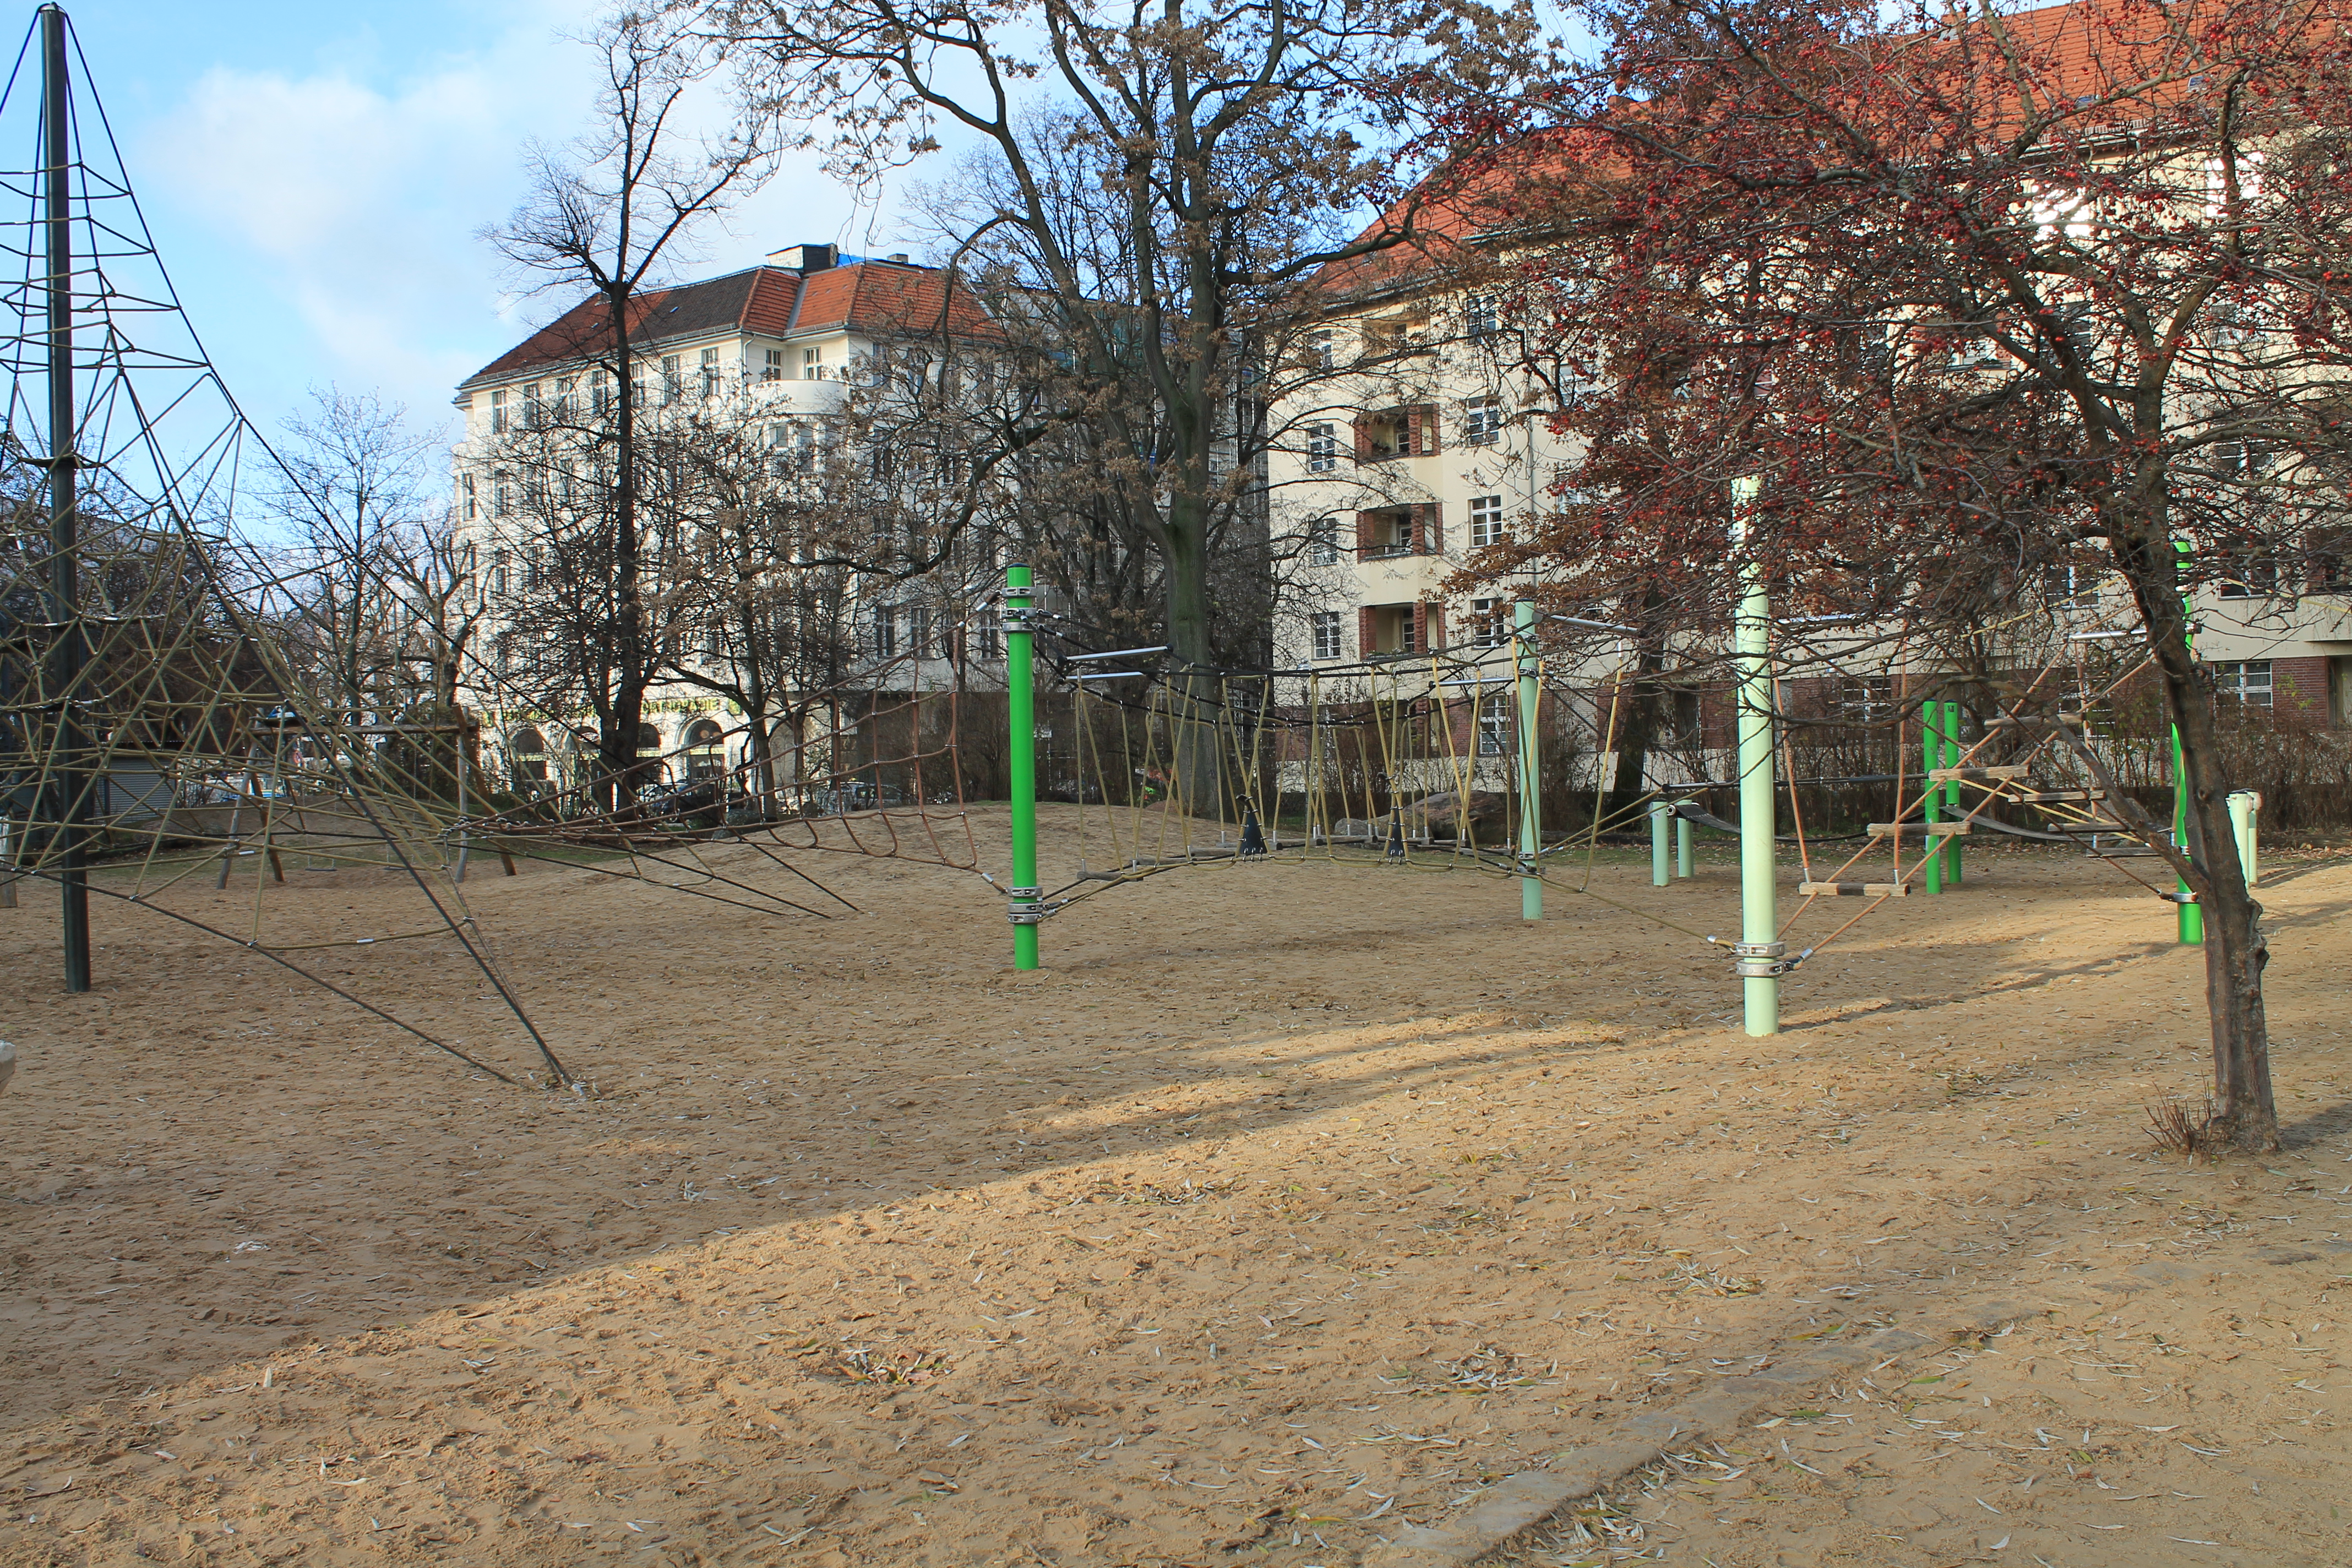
[1941,700,1963,886]
[1676,810,1692,879]
[1649,799,1670,886]
[1730,477,1780,1036]
[1006,563,1041,968]
[2227,790,2260,888]
[1514,598,1542,922]
[2173,541,2202,945]
[1921,705,1943,895]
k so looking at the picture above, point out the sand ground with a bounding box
[0,807,2345,1567]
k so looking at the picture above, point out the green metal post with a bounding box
[1006,563,1041,968]
[1649,799,1670,886]
[2174,541,2202,945]
[1921,704,1943,895]
[1514,598,1542,922]
[1676,811,1692,879]
[1941,699,1963,886]
[1730,477,1779,1037]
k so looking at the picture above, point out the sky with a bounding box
[43,0,889,468]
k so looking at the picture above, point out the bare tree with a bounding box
[268,387,439,723]
[481,9,773,809]
[1481,0,2352,1150]
[701,0,1537,707]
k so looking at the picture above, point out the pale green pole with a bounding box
[1730,476,1780,1036]
[1649,799,1670,886]
[2227,790,2259,888]
[1006,563,1041,968]
[1675,810,1692,878]
[1515,598,1542,921]
[2173,541,2202,945]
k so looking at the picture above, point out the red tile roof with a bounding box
[461,260,991,388]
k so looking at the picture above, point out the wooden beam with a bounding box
[1926,765,2025,783]
[1868,821,1970,836]
[1798,880,1910,897]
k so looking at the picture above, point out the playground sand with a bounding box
[0,807,2345,1567]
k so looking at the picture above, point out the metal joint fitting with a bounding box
[1006,885,1044,926]
[1731,939,1789,978]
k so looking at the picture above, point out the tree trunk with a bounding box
[1162,501,1227,823]
[2119,519,2278,1152]
[1606,635,1666,827]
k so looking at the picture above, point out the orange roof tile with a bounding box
[461,259,994,388]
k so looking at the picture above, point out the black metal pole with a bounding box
[42,4,88,993]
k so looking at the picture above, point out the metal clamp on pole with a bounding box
[1006,885,1046,925]
[1730,939,1790,978]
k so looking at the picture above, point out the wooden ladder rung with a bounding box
[1988,711,2084,728]
[1799,880,1910,897]
[1868,821,1970,836]
[2007,788,2105,803]
[1926,766,2024,783]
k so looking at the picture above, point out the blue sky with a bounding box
[48,0,879,469]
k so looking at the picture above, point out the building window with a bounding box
[2041,563,2101,608]
[1466,296,1498,339]
[1468,493,1506,548]
[763,349,784,383]
[493,473,513,518]
[1356,405,1436,461]
[661,355,683,404]
[1305,423,1336,474]
[551,377,574,420]
[803,346,825,380]
[973,604,1003,660]
[1478,694,1509,755]
[491,547,510,596]
[489,388,507,434]
[1471,596,1505,647]
[2218,554,2279,598]
[2214,660,2273,706]
[1305,516,1339,567]
[1307,328,1333,371]
[1463,396,1502,447]
[700,346,722,397]
[1310,610,1344,661]
[1838,676,1895,721]
[461,472,477,521]
[874,605,897,658]
[592,371,612,416]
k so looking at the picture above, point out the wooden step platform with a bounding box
[1799,880,1910,897]
[1926,766,2024,783]
[2006,788,2105,803]
[1868,820,1970,836]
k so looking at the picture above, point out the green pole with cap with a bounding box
[1006,563,1041,968]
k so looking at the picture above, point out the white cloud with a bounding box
[133,3,880,445]
[137,2,600,429]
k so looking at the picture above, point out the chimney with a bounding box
[765,243,836,273]
[888,252,910,264]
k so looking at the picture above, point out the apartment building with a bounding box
[450,243,1006,796]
